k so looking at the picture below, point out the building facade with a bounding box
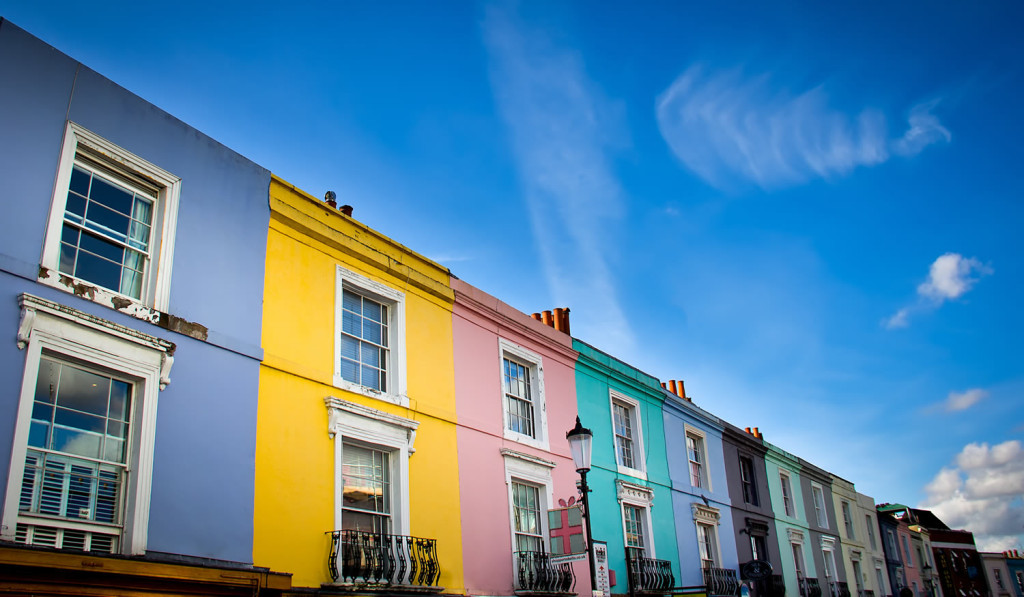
[765,444,820,597]
[662,382,740,596]
[722,424,783,597]
[573,341,679,596]
[0,19,288,594]
[451,283,585,596]
[251,178,464,592]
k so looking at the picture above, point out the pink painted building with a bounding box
[452,278,587,596]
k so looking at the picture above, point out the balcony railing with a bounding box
[859,590,875,597]
[626,547,675,594]
[831,581,851,597]
[327,530,441,589]
[514,551,575,594]
[702,565,741,597]
[800,577,823,597]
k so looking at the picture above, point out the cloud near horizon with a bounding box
[481,4,635,353]
[920,440,1024,551]
[885,253,992,329]
[655,65,950,190]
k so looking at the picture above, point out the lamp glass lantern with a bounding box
[566,416,593,473]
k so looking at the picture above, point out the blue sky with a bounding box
[5,0,1022,550]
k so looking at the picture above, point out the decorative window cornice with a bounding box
[692,502,721,525]
[821,535,838,549]
[325,396,418,452]
[617,479,654,507]
[17,293,175,389]
[788,528,805,543]
[499,448,556,469]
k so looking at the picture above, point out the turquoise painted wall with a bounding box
[573,340,678,595]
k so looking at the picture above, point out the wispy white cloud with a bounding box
[884,253,992,329]
[481,3,634,352]
[920,440,1024,551]
[941,388,988,412]
[655,65,950,190]
[892,100,952,157]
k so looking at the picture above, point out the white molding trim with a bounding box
[788,528,806,544]
[40,122,181,313]
[498,338,549,450]
[610,390,647,480]
[324,396,417,534]
[333,265,408,407]
[3,294,169,554]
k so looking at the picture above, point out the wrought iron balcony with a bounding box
[514,551,575,594]
[625,547,675,594]
[800,577,823,597]
[702,565,741,597]
[327,530,441,590]
[831,581,851,597]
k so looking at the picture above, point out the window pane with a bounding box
[79,229,125,264]
[51,427,102,459]
[69,166,91,196]
[88,176,135,218]
[55,365,111,416]
[73,250,122,293]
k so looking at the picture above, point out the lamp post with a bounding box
[567,416,597,595]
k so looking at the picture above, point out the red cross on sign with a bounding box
[548,505,585,555]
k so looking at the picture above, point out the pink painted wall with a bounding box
[451,278,590,596]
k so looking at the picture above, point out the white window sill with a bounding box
[502,428,549,451]
[332,377,409,408]
[37,268,160,324]
[616,464,648,480]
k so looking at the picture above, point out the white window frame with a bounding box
[821,536,839,582]
[780,471,795,517]
[866,514,877,550]
[325,396,418,535]
[875,561,888,595]
[618,480,656,558]
[2,293,173,555]
[39,122,181,318]
[841,500,855,540]
[692,502,723,568]
[498,339,548,449]
[502,449,555,559]
[610,391,646,478]
[739,455,759,506]
[334,266,407,407]
[685,425,710,491]
[901,534,914,567]
[812,483,829,528]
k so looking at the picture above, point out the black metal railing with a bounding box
[834,581,851,597]
[859,590,875,597]
[327,530,440,588]
[702,565,741,597]
[625,547,675,594]
[514,551,575,594]
[800,578,823,597]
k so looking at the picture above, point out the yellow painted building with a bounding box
[254,176,464,593]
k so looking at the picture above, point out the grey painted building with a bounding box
[722,424,784,597]
[799,459,849,597]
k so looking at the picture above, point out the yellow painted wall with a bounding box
[253,176,464,591]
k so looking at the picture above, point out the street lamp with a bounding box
[567,416,597,594]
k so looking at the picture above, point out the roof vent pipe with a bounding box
[325,191,337,208]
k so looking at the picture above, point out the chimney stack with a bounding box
[340,204,354,217]
[531,308,571,334]
[325,191,337,208]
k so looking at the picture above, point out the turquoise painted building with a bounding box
[764,442,820,597]
[573,340,678,596]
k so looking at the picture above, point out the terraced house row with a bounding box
[0,20,1010,597]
